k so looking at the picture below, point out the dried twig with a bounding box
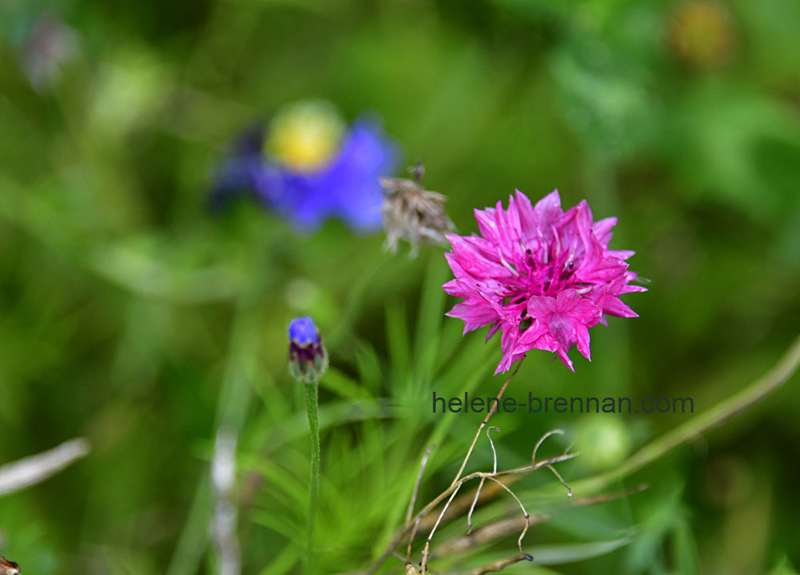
[434,484,647,558]
[407,446,435,524]
[531,429,565,465]
[0,437,90,496]
[435,515,550,557]
[420,480,465,575]
[469,553,533,575]
[569,483,648,507]
[210,427,240,575]
[449,362,523,489]
[367,446,576,575]
[420,477,514,533]
[406,446,435,562]
[415,428,574,575]
[466,428,499,535]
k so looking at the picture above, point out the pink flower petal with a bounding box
[443,189,645,373]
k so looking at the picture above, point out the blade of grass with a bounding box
[413,254,450,385]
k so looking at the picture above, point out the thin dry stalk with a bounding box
[365,450,576,575]
[450,361,523,488]
[0,438,90,496]
[413,429,573,574]
[469,553,533,575]
[210,427,241,575]
[484,477,529,553]
[434,484,647,558]
[435,515,550,557]
[407,446,435,524]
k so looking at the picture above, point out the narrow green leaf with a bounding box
[321,367,370,401]
[386,302,411,386]
[672,518,698,575]
[355,340,383,395]
[257,544,303,575]
[528,537,632,565]
[413,254,450,382]
[767,555,800,575]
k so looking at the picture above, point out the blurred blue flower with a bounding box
[209,123,266,209]
[211,100,399,232]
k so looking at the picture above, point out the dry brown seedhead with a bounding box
[380,163,455,258]
[0,557,20,575]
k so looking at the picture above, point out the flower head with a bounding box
[380,163,455,258]
[443,189,645,373]
[209,123,266,210]
[288,316,329,384]
[211,100,398,231]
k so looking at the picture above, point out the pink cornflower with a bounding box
[443,189,646,373]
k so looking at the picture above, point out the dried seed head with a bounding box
[380,164,455,258]
[0,557,20,575]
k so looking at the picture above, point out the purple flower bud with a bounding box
[288,317,328,384]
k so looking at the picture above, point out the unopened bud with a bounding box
[288,316,328,384]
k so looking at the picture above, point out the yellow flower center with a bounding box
[265,100,345,172]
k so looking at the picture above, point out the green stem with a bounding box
[573,334,800,495]
[304,381,321,575]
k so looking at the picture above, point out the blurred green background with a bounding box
[1,0,800,573]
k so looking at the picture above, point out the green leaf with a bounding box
[257,544,302,575]
[355,340,383,395]
[528,537,632,564]
[672,517,699,575]
[386,302,411,387]
[321,367,370,401]
[413,253,450,384]
[767,555,800,575]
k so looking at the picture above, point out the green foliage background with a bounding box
[1,0,800,573]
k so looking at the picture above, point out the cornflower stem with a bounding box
[450,360,524,488]
[304,380,321,575]
[572,333,800,495]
